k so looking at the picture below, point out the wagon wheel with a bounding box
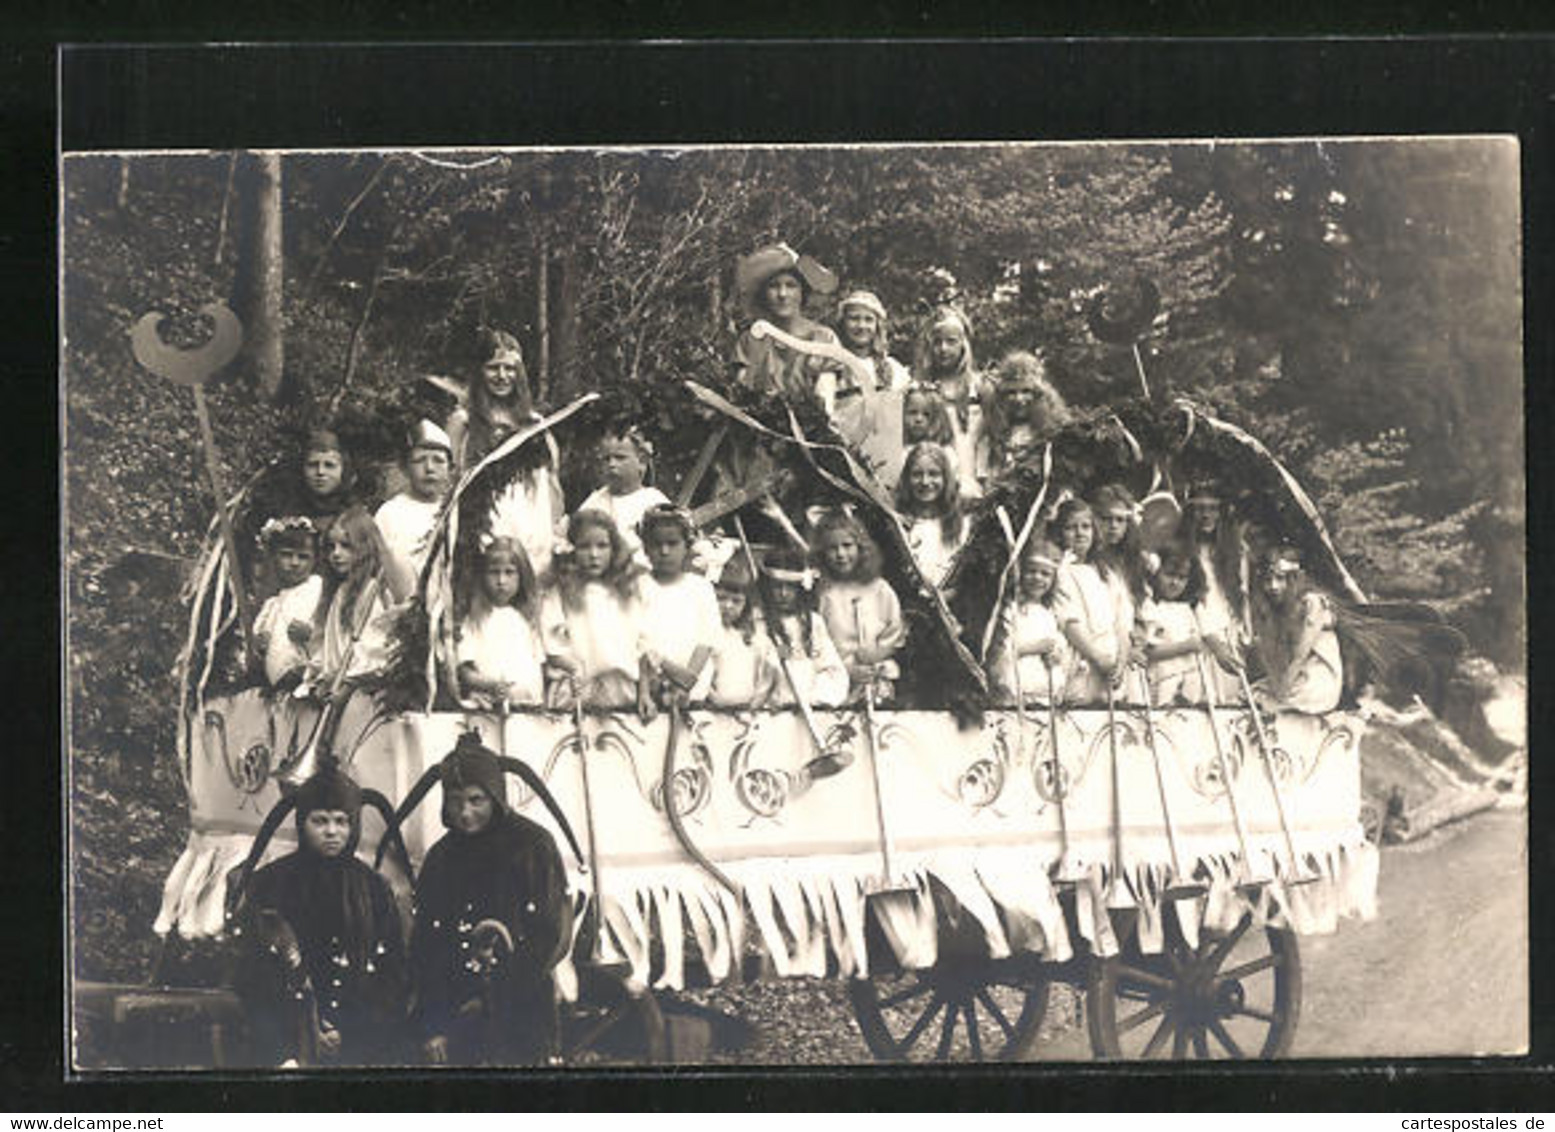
[848,953,1052,1062]
[560,964,669,1065]
[1086,908,1301,1060]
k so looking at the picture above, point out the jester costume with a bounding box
[232,768,408,1067]
[409,734,572,1065]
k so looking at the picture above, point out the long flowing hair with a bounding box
[1189,500,1247,621]
[316,506,386,628]
[982,351,1072,469]
[465,328,535,464]
[1089,483,1149,603]
[757,546,818,657]
[467,537,540,623]
[901,385,955,447]
[549,510,642,610]
[894,442,966,544]
[1048,498,1097,563]
[911,307,978,429]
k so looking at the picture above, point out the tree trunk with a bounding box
[238,151,286,401]
[536,226,550,402]
[549,245,580,402]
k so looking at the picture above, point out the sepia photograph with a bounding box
[61,138,1526,1072]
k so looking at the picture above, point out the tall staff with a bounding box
[131,303,254,639]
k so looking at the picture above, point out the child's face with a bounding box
[1019,559,1057,601]
[767,579,800,613]
[1156,563,1191,601]
[407,446,451,502]
[304,450,344,499]
[841,308,879,350]
[302,810,351,858]
[903,397,933,441]
[1097,505,1131,548]
[325,529,357,577]
[1261,564,1297,607]
[574,525,614,580]
[448,784,495,835]
[273,541,316,588]
[823,530,861,579]
[762,272,804,320]
[644,526,690,579]
[483,556,522,606]
[1190,499,1222,536]
[1059,510,1094,559]
[715,584,748,626]
[1003,381,1037,423]
[482,350,521,399]
[907,456,946,507]
[930,327,964,372]
[599,437,645,494]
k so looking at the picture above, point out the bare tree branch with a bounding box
[307,157,395,291]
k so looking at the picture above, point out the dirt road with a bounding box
[1025,807,1529,1061]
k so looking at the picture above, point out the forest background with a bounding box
[63,140,1524,981]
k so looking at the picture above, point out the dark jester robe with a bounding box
[410,809,571,1065]
[234,850,408,1066]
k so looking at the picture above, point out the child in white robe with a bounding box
[250,516,324,689]
[456,537,546,709]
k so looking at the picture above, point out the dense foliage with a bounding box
[63,142,1522,980]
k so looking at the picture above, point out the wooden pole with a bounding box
[190,384,255,641]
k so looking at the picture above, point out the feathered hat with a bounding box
[736,242,838,317]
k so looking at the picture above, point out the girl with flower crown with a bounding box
[249,516,324,689]
[757,545,848,709]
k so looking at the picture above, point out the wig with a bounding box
[982,351,1072,469]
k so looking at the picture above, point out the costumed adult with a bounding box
[448,328,567,582]
[731,242,842,406]
[230,767,407,1067]
[409,733,572,1066]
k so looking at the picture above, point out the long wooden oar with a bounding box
[1194,653,1269,898]
[1137,667,1206,900]
[1044,662,1084,884]
[1236,668,1319,888]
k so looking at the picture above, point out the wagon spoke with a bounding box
[1117,997,1168,1035]
[965,1004,984,1060]
[1201,913,1253,971]
[1170,1019,1188,1059]
[1117,964,1174,992]
[1192,1026,1211,1059]
[976,989,1016,1041]
[878,978,933,1011]
[1230,1003,1277,1024]
[934,999,958,1060]
[1219,954,1279,983]
[1208,1018,1247,1060]
[1141,1013,1175,1058]
[898,993,945,1053]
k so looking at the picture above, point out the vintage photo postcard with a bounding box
[62,138,1525,1073]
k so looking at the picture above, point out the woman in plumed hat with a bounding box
[731,242,843,406]
[409,733,572,1066]
[230,766,408,1066]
